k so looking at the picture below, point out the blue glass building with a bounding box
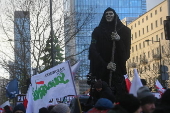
[14,11,31,91]
[72,0,147,78]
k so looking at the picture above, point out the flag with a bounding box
[0,100,10,112]
[124,75,131,93]
[155,80,166,96]
[0,101,10,108]
[71,61,81,77]
[6,78,19,99]
[23,98,28,109]
[26,85,33,113]
[129,69,143,97]
[26,61,77,113]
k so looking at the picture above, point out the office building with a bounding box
[127,0,170,88]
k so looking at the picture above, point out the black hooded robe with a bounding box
[89,7,131,98]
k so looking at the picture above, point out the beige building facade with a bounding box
[126,0,170,88]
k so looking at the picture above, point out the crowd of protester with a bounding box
[2,79,170,113]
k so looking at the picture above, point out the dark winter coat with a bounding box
[91,81,115,104]
[107,105,128,113]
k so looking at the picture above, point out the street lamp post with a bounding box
[145,38,163,86]
[50,0,55,67]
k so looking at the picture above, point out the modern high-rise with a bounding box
[14,11,31,93]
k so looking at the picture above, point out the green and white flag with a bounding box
[26,61,76,113]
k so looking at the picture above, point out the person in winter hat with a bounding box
[87,98,114,113]
[4,105,12,113]
[137,86,156,113]
[13,103,25,113]
[108,93,141,113]
[39,107,49,113]
[91,79,115,105]
[50,103,70,113]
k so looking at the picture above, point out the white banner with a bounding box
[27,61,76,113]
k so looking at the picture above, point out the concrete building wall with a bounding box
[127,0,170,88]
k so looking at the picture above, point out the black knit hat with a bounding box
[13,103,26,113]
[39,107,49,113]
[118,94,141,113]
[160,89,170,105]
[94,80,102,88]
[4,105,10,111]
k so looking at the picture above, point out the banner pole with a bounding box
[67,60,82,113]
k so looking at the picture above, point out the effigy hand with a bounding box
[107,62,116,71]
[111,32,120,41]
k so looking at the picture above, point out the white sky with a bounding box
[146,0,164,11]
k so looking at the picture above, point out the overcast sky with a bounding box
[146,0,164,11]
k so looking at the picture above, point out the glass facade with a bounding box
[14,11,31,79]
[74,0,146,77]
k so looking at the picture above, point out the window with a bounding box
[140,54,142,60]
[147,41,149,46]
[161,32,163,39]
[160,7,162,12]
[157,47,159,54]
[150,13,152,17]
[135,23,136,27]
[162,46,164,53]
[133,57,135,62]
[156,35,158,41]
[131,26,133,29]
[148,51,150,58]
[152,37,154,44]
[155,20,158,27]
[135,32,137,38]
[147,26,149,32]
[143,28,144,34]
[155,10,157,15]
[151,23,153,30]
[142,18,144,23]
[138,21,140,25]
[139,43,141,49]
[143,41,145,48]
[139,30,140,36]
[146,16,148,20]
[136,56,138,62]
[136,45,138,51]
[131,34,133,40]
[152,49,154,55]
[160,17,163,25]
[132,47,134,52]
